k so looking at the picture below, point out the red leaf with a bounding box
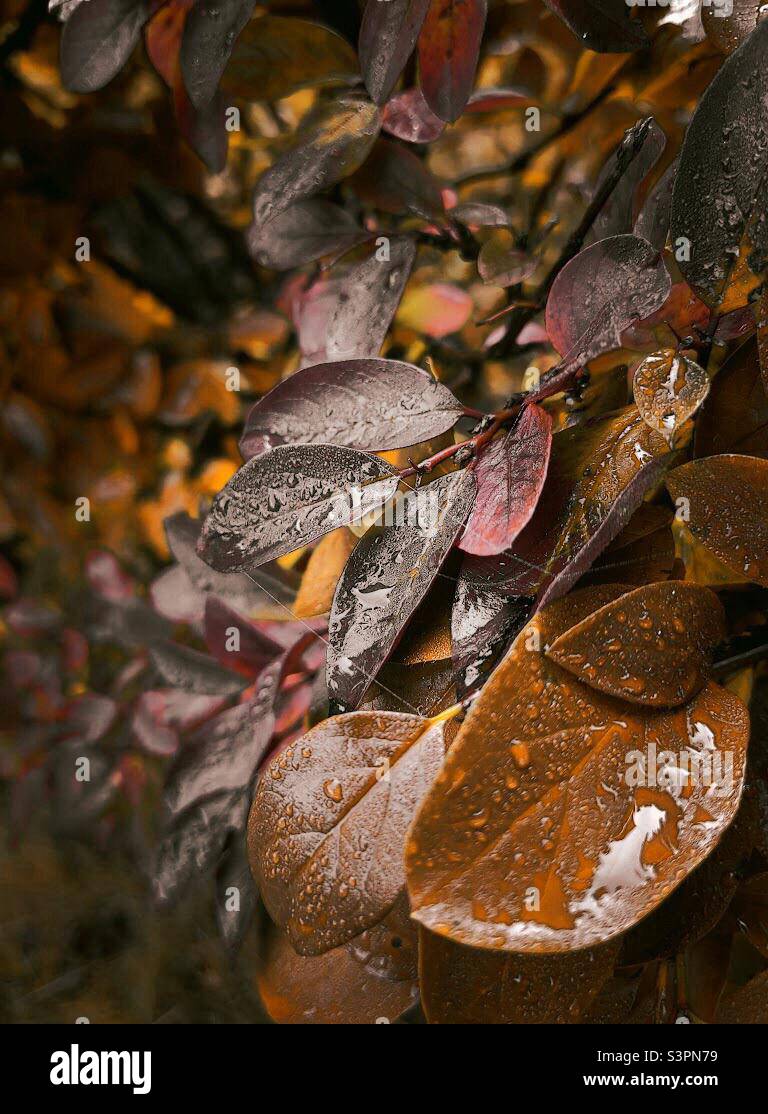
[382,88,445,143]
[459,404,553,557]
[418,0,487,123]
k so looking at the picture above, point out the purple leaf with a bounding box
[327,469,477,710]
[326,237,417,359]
[382,88,446,143]
[132,690,229,757]
[359,0,432,105]
[247,200,364,271]
[240,357,463,461]
[180,0,255,109]
[60,0,150,93]
[203,596,285,675]
[634,157,678,251]
[252,96,381,233]
[163,512,294,615]
[215,836,258,950]
[351,138,445,219]
[451,558,531,696]
[176,88,228,174]
[545,233,670,355]
[589,119,666,242]
[197,445,401,572]
[671,20,768,307]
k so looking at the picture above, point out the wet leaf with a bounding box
[505,406,671,606]
[257,893,419,1023]
[695,337,768,459]
[220,14,359,104]
[419,928,620,1023]
[249,709,448,953]
[634,158,678,251]
[451,556,532,696]
[545,234,671,356]
[382,89,446,143]
[197,445,401,572]
[590,119,666,243]
[666,455,768,587]
[239,358,462,461]
[154,791,251,906]
[633,348,709,437]
[327,469,476,710]
[418,0,488,124]
[179,0,254,108]
[162,512,288,619]
[702,0,765,57]
[60,0,150,92]
[326,237,417,360]
[460,403,552,557]
[247,201,364,271]
[252,96,381,233]
[359,0,432,105]
[546,581,726,707]
[584,504,676,587]
[407,586,749,952]
[670,20,768,307]
[542,0,647,53]
[153,645,299,906]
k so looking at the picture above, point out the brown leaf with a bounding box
[695,336,768,460]
[505,405,672,605]
[419,928,620,1023]
[257,893,419,1024]
[249,709,449,954]
[633,349,709,438]
[584,504,676,587]
[407,586,748,952]
[716,970,768,1023]
[666,454,768,587]
[546,582,726,707]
